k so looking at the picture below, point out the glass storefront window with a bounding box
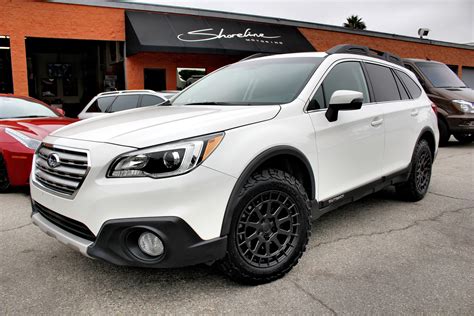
[176,67,206,90]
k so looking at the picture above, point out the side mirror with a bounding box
[55,108,65,116]
[325,90,364,122]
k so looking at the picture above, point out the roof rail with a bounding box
[97,89,157,96]
[326,44,404,66]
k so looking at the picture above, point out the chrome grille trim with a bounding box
[33,143,90,199]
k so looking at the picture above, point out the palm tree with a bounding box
[344,15,367,30]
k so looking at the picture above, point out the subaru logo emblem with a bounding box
[47,153,61,168]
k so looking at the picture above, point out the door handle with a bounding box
[411,109,419,116]
[371,118,384,127]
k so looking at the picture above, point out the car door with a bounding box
[307,61,385,201]
[364,63,420,175]
[386,68,427,173]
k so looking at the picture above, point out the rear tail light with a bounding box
[431,102,438,114]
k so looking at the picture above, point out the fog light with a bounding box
[138,232,164,257]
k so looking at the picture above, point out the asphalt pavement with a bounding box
[1,139,473,314]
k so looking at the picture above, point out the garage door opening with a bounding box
[144,68,166,91]
[26,38,125,117]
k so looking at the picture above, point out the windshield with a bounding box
[172,57,324,105]
[415,62,467,88]
[0,97,58,119]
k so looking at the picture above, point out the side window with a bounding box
[320,61,370,106]
[108,95,140,113]
[86,96,115,113]
[309,85,325,110]
[396,70,422,99]
[140,95,165,107]
[365,63,401,102]
[393,71,410,100]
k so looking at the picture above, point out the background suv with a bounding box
[78,90,176,119]
[30,45,438,284]
[404,59,473,145]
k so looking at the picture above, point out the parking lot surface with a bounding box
[1,140,473,314]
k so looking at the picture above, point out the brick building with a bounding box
[1,0,473,116]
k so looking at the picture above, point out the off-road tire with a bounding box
[438,119,450,147]
[217,169,311,284]
[0,154,10,193]
[396,139,432,202]
[453,133,473,144]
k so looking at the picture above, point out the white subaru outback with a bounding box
[31,45,439,284]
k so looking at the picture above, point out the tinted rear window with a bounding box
[396,70,422,98]
[108,95,140,113]
[86,96,116,113]
[365,63,400,102]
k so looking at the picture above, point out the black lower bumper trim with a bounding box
[87,217,227,268]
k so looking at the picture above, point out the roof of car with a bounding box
[97,90,160,96]
[247,51,408,72]
[403,58,443,64]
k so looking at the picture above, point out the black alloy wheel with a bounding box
[415,150,431,194]
[218,169,311,284]
[236,190,300,268]
[397,139,432,201]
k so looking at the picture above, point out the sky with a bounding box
[129,0,474,44]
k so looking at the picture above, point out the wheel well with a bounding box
[253,154,314,199]
[420,130,436,158]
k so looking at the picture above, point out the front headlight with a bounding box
[108,132,224,178]
[452,100,473,113]
[5,128,41,150]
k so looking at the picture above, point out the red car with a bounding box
[0,94,77,192]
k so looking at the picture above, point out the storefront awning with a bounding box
[125,11,316,56]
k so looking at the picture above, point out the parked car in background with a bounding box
[0,95,77,192]
[78,90,176,120]
[404,59,474,145]
[30,45,438,284]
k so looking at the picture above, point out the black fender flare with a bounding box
[415,126,436,158]
[220,145,315,236]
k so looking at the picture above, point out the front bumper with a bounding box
[31,204,227,267]
[32,211,93,257]
[30,136,236,267]
[446,114,474,133]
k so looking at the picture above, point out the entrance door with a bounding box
[307,61,385,201]
[144,68,166,91]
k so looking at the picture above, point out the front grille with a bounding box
[34,144,89,197]
[33,202,96,241]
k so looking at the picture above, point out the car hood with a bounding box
[431,87,474,101]
[51,105,281,148]
[1,117,78,140]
